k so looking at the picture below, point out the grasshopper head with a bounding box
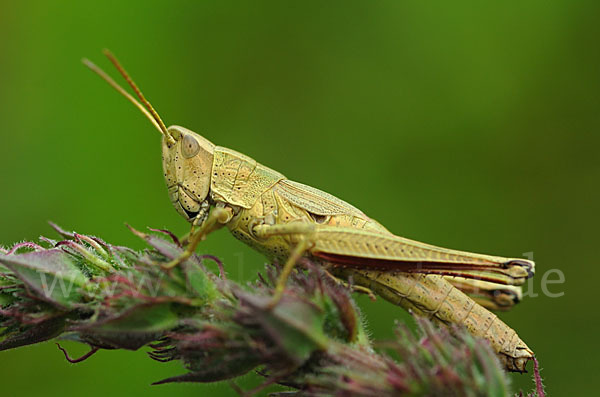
[82,51,217,223]
[162,126,215,221]
[83,50,215,222]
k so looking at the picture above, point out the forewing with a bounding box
[275,180,366,217]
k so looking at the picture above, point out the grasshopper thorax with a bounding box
[163,126,215,222]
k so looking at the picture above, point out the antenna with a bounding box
[82,50,176,145]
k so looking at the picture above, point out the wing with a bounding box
[308,225,534,286]
[443,276,523,310]
[275,179,366,217]
[271,179,534,287]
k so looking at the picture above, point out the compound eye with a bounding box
[182,134,200,158]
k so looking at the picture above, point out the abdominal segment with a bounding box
[331,268,534,372]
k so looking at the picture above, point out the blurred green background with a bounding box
[1,1,597,395]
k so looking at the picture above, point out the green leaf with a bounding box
[78,303,179,350]
[184,262,218,303]
[0,250,87,308]
[240,292,329,365]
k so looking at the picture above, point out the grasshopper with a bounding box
[83,50,535,372]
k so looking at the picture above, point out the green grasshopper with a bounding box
[84,50,535,372]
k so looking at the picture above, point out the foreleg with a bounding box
[163,206,233,269]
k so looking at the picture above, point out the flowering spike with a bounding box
[0,224,543,395]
